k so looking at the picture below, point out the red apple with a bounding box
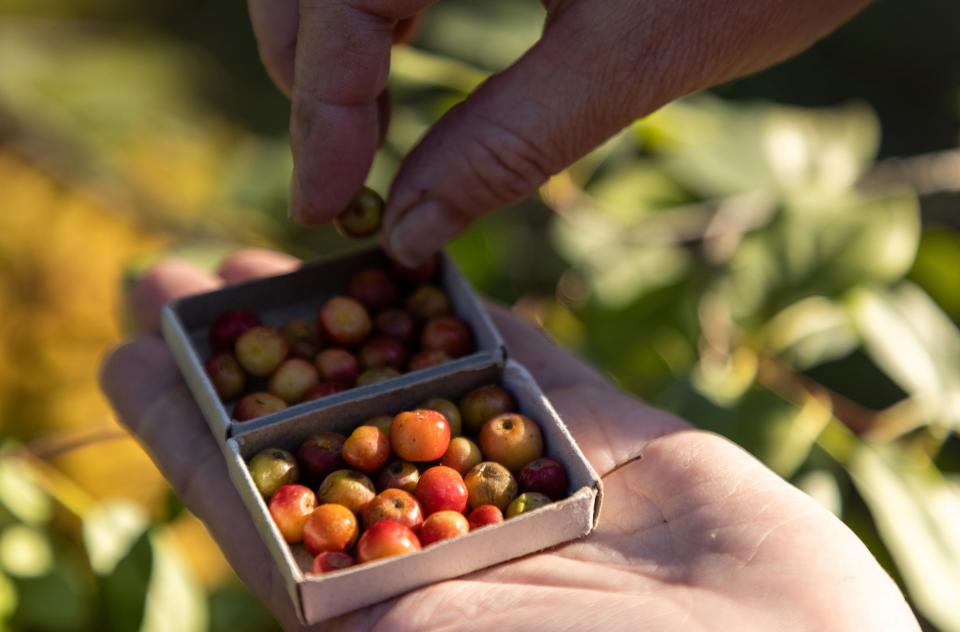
[467,505,504,530]
[315,348,359,387]
[361,489,424,532]
[440,437,482,475]
[316,469,377,515]
[268,484,316,543]
[391,409,451,462]
[303,503,359,555]
[310,551,355,575]
[233,392,287,421]
[421,316,473,358]
[391,255,437,284]
[506,492,552,518]
[519,457,569,500]
[479,413,543,472]
[342,426,391,473]
[297,432,346,485]
[235,325,289,377]
[358,337,408,372]
[268,358,320,404]
[303,381,346,401]
[420,398,462,436]
[415,466,468,515]
[463,461,518,511]
[419,510,469,546]
[405,285,450,322]
[205,352,245,400]
[375,309,416,345]
[318,296,371,347]
[377,460,420,493]
[460,385,516,434]
[209,309,260,352]
[348,268,399,311]
[356,519,421,563]
[407,349,451,372]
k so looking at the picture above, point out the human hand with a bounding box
[248,0,871,266]
[103,248,916,631]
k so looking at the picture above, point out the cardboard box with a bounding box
[161,249,602,624]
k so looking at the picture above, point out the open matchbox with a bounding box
[161,247,603,624]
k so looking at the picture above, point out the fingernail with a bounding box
[387,200,451,267]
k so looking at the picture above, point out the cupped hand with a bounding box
[102,249,916,631]
[248,0,871,266]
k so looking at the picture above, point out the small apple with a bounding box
[391,409,451,462]
[316,469,376,515]
[235,325,289,377]
[297,432,346,485]
[419,510,469,546]
[205,352,245,400]
[407,349,451,372]
[268,484,316,543]
[519,457,569,500]
[420,316,473,358]
[478,413,543,472]
[314,348,359,387]
[303,503,359,555]
[377,460,420,493]
[268,358,320,404]
[281,318,321,360]
[463,461,518,511]
[333,186,383,239]
[342,426,391,473]
[467,505,504,530]
[415,466,468,515]
[367,415,393,436]
[361,489,424,532]
[209,309,261,352]
[248,448,299,499]
[506,492,552,518]
[420,398,462,436]
[358,337,408,372]
[459,384,515,434]
[405,285,450,322]
[318,296,371,347]
[310,551,354,575]
[233,392,287,421]
[356,519,421,563]
[348,268,399,311]
[375,309,416,345]
[440,437,482,475]
[355,367,400,386]
[303,381,346,402]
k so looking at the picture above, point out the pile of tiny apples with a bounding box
[246,384,570,574]
[203,256,477,421]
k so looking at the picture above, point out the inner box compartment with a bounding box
[225,359,602,624]
[162,247,505,439]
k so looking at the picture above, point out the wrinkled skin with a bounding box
[104,249,918,631]
[247,0,872,265]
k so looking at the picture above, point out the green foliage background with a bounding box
[0,1,959,630]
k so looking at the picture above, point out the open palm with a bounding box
[102,250,917,631]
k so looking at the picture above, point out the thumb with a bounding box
[381,5,660,266]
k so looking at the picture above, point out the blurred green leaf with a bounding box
[795,469,843,516]
[0,570,16,623]
[762,297,857,369]
[9,548,93,632]
[909,229,960,320]
[848,446,960,632]
[83,501,149,576]
[0,455,52,526]
[0,525,53,578]
[848,283,960,429]
[140,529,207,632]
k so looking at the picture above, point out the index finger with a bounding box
[289,0,435,224]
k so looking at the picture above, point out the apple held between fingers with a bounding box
[333,186,384,239]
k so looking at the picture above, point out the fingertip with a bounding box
[217,249,301,284]
[132,259,222,334]
[382,199,464,268]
